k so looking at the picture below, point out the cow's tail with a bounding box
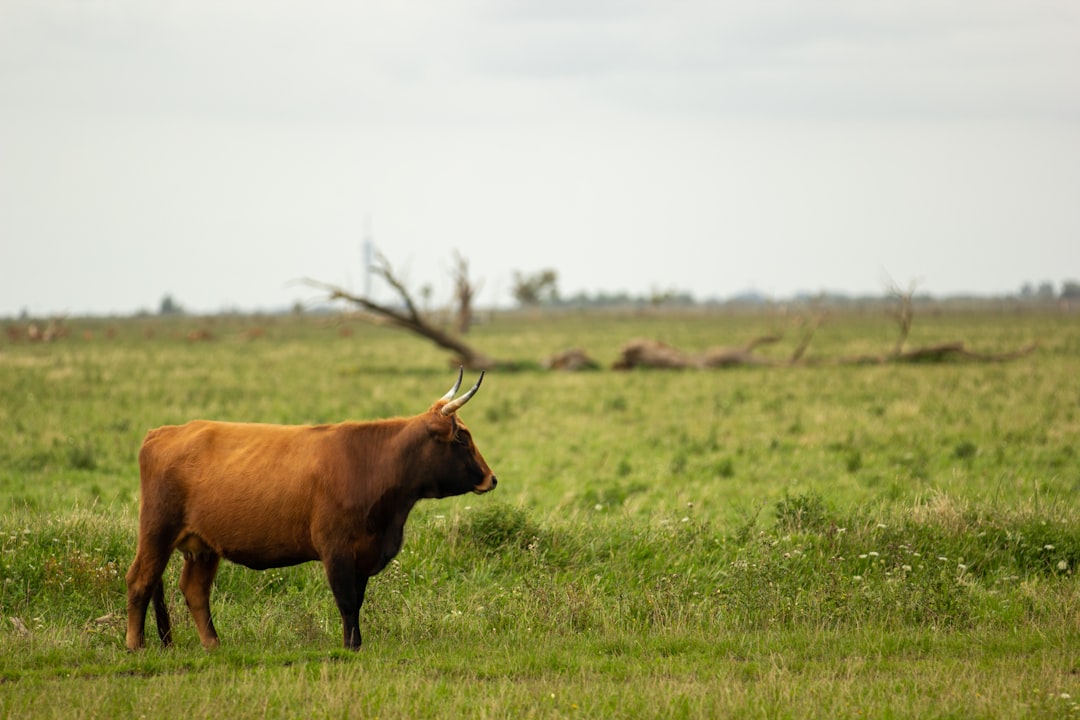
[151,579,173,646]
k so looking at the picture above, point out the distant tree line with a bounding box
[510,269,696,309]
[1019,280,1080,300]
[510,272,1080,310]
[159,294,184,315]
[148,274,1080,321]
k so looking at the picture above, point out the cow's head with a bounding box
[421,368,497,498]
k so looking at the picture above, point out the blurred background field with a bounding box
[2,306,1076,515]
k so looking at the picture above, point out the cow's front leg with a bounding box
[324,557,368,650]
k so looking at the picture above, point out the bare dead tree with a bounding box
[789,312,827,364]
[451,250,482,335]
[887,278,918,357]
[303,254,504,371]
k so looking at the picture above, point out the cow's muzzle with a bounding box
[474,475,497,494]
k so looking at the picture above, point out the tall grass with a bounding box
[2,497,1077,717]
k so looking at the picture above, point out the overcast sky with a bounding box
[2,1,1078,316]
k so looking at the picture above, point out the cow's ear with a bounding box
[429,410,457,441]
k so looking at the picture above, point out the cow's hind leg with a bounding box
[151,579,172,646]
[179,553,221,650]
[126,547,172,651]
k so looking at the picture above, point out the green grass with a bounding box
[1,308,1078,718]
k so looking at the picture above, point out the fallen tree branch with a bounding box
[612,339,701,370]
[613,336,783,370]
[844,341,1039,365]
[613,335,1038,370]
[302,255,506,371]
[542,347,600,371]
[702,335,782,368]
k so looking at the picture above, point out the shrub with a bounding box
[774,491,833,533]
[459,503,541,552]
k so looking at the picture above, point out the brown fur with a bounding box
[125,393,496,651]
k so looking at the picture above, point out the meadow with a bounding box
[1,306,1078,718]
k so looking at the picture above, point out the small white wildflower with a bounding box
[1058,560,1069,572]
[1061,693,1071,700]
[876,523,887,529]
[680,517,690,523]
[938,556,949,562]
[868,551,880,557]
[859,554,868,559]
[902,565,912,573]
[594,504,603,511]
[853,575,863,581]
[1044,544,1055,551]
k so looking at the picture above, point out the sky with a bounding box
[2,1,1079,316]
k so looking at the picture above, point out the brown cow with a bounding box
[125,369,497,651]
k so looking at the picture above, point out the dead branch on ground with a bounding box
[542,347,600,371]
[848,341,1038,365]
[303,254,506,371]
[611,299,1036,370]
[613,336,784,370]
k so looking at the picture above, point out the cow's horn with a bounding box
[441,366,464,402]
[441,371,484,415]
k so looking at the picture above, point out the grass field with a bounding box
[1,307,1078,718]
